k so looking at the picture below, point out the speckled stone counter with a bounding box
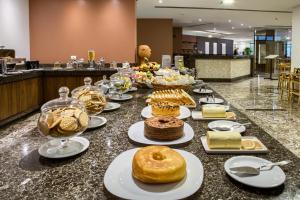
[0,89,299,199]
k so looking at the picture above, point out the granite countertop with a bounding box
[0,89,299,199]
[0,68,118,85]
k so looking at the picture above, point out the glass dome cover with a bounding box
[71,77,107,115]
[38,87,89,139]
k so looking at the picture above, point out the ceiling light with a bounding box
[208,35,213,38]
[248,25,252,28]
[232,27,235,29]
[198,18,202,22]
[222,0,235,5]
[158,0,163,3]
[241,23,244,26]
[228,19,232,23]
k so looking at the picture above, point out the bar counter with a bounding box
[0,68,118,126]
[0,89,299,199]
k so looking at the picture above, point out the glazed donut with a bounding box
[132,146,186,184]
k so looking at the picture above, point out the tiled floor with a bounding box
[209,76,300,158]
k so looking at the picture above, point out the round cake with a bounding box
[151,102,180,117]
[132,146,186,184]
[144,117,184,140]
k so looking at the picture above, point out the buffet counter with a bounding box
[0,68,117,126]
[0,89,299,199]
[195,56,251,81]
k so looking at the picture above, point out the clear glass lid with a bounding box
[38,87,89,139]
[72,77,106,115]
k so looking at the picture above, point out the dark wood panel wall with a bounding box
[0,78,43,122]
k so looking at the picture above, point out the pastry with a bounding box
[147,89,196,107]
[38,106,89,138]
[144,117,184,140]
[74,89,106,114]
[132,146,186,184]
[207,131,241,149]
[241,139,263,150]
[151,102,180,117]
[202,106,226,118]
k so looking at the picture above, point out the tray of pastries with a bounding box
[147,89,196,108]
[201,131,268,154]
[192,105,236,121]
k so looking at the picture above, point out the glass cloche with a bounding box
[38,87,89,139]
[109,72,133,97]
[71,77,107,116]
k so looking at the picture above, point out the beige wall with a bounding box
[29,0,136,63]
[137,19,173,63]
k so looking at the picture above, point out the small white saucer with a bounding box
[128,87,138,92]
[109,94,133,101]
[104,102,121,111]
[141,106,191,120]
[193,88,213,94]
[199,97,224,104]
[224,156,286,188]
[208,120,246,133]
[38,137,89,159]
[128,121,194,145]
[88,116,107,129]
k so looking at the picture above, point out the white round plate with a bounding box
[109,94,133,101]
[88,116,107,129]
[128,121,194,145]
[193,88,213,94]
[208,120,246,133]
[199,97,224,104]
[128,87,138,92]
[38,137,89,159]
[141,106,191,120]
[104,102,121,111]
[202,104,229,111]
[104,148,204,200]
[224,156,286,188]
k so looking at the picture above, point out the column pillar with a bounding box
[292,6,300,69]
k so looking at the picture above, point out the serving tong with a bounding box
[230,160,291,175]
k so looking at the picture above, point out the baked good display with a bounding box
[207,131,241,149]
[38,106,89,138]
[144,117,184,140]
[72,77,106,115]
[202,106,226,118]
[151,102,180,117]
[132,146,186,184]
[147,89,196,107]
[75,89,106,114]
[152,74,195,91]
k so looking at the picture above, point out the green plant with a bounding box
[244,47,252,56]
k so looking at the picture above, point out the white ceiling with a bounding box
[137,0,300,42]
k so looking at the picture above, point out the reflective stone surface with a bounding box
[0,85,299,199]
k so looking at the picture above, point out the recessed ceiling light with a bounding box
[228,19,232,23]
[232,27,235,29]
[241,23,244,26]
[208,35,213,38]
[222,0,235,5]
[248,25,252,28]
[158,0,163,3]
[198,18,202,22]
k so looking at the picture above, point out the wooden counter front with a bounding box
[0,68,117,126]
